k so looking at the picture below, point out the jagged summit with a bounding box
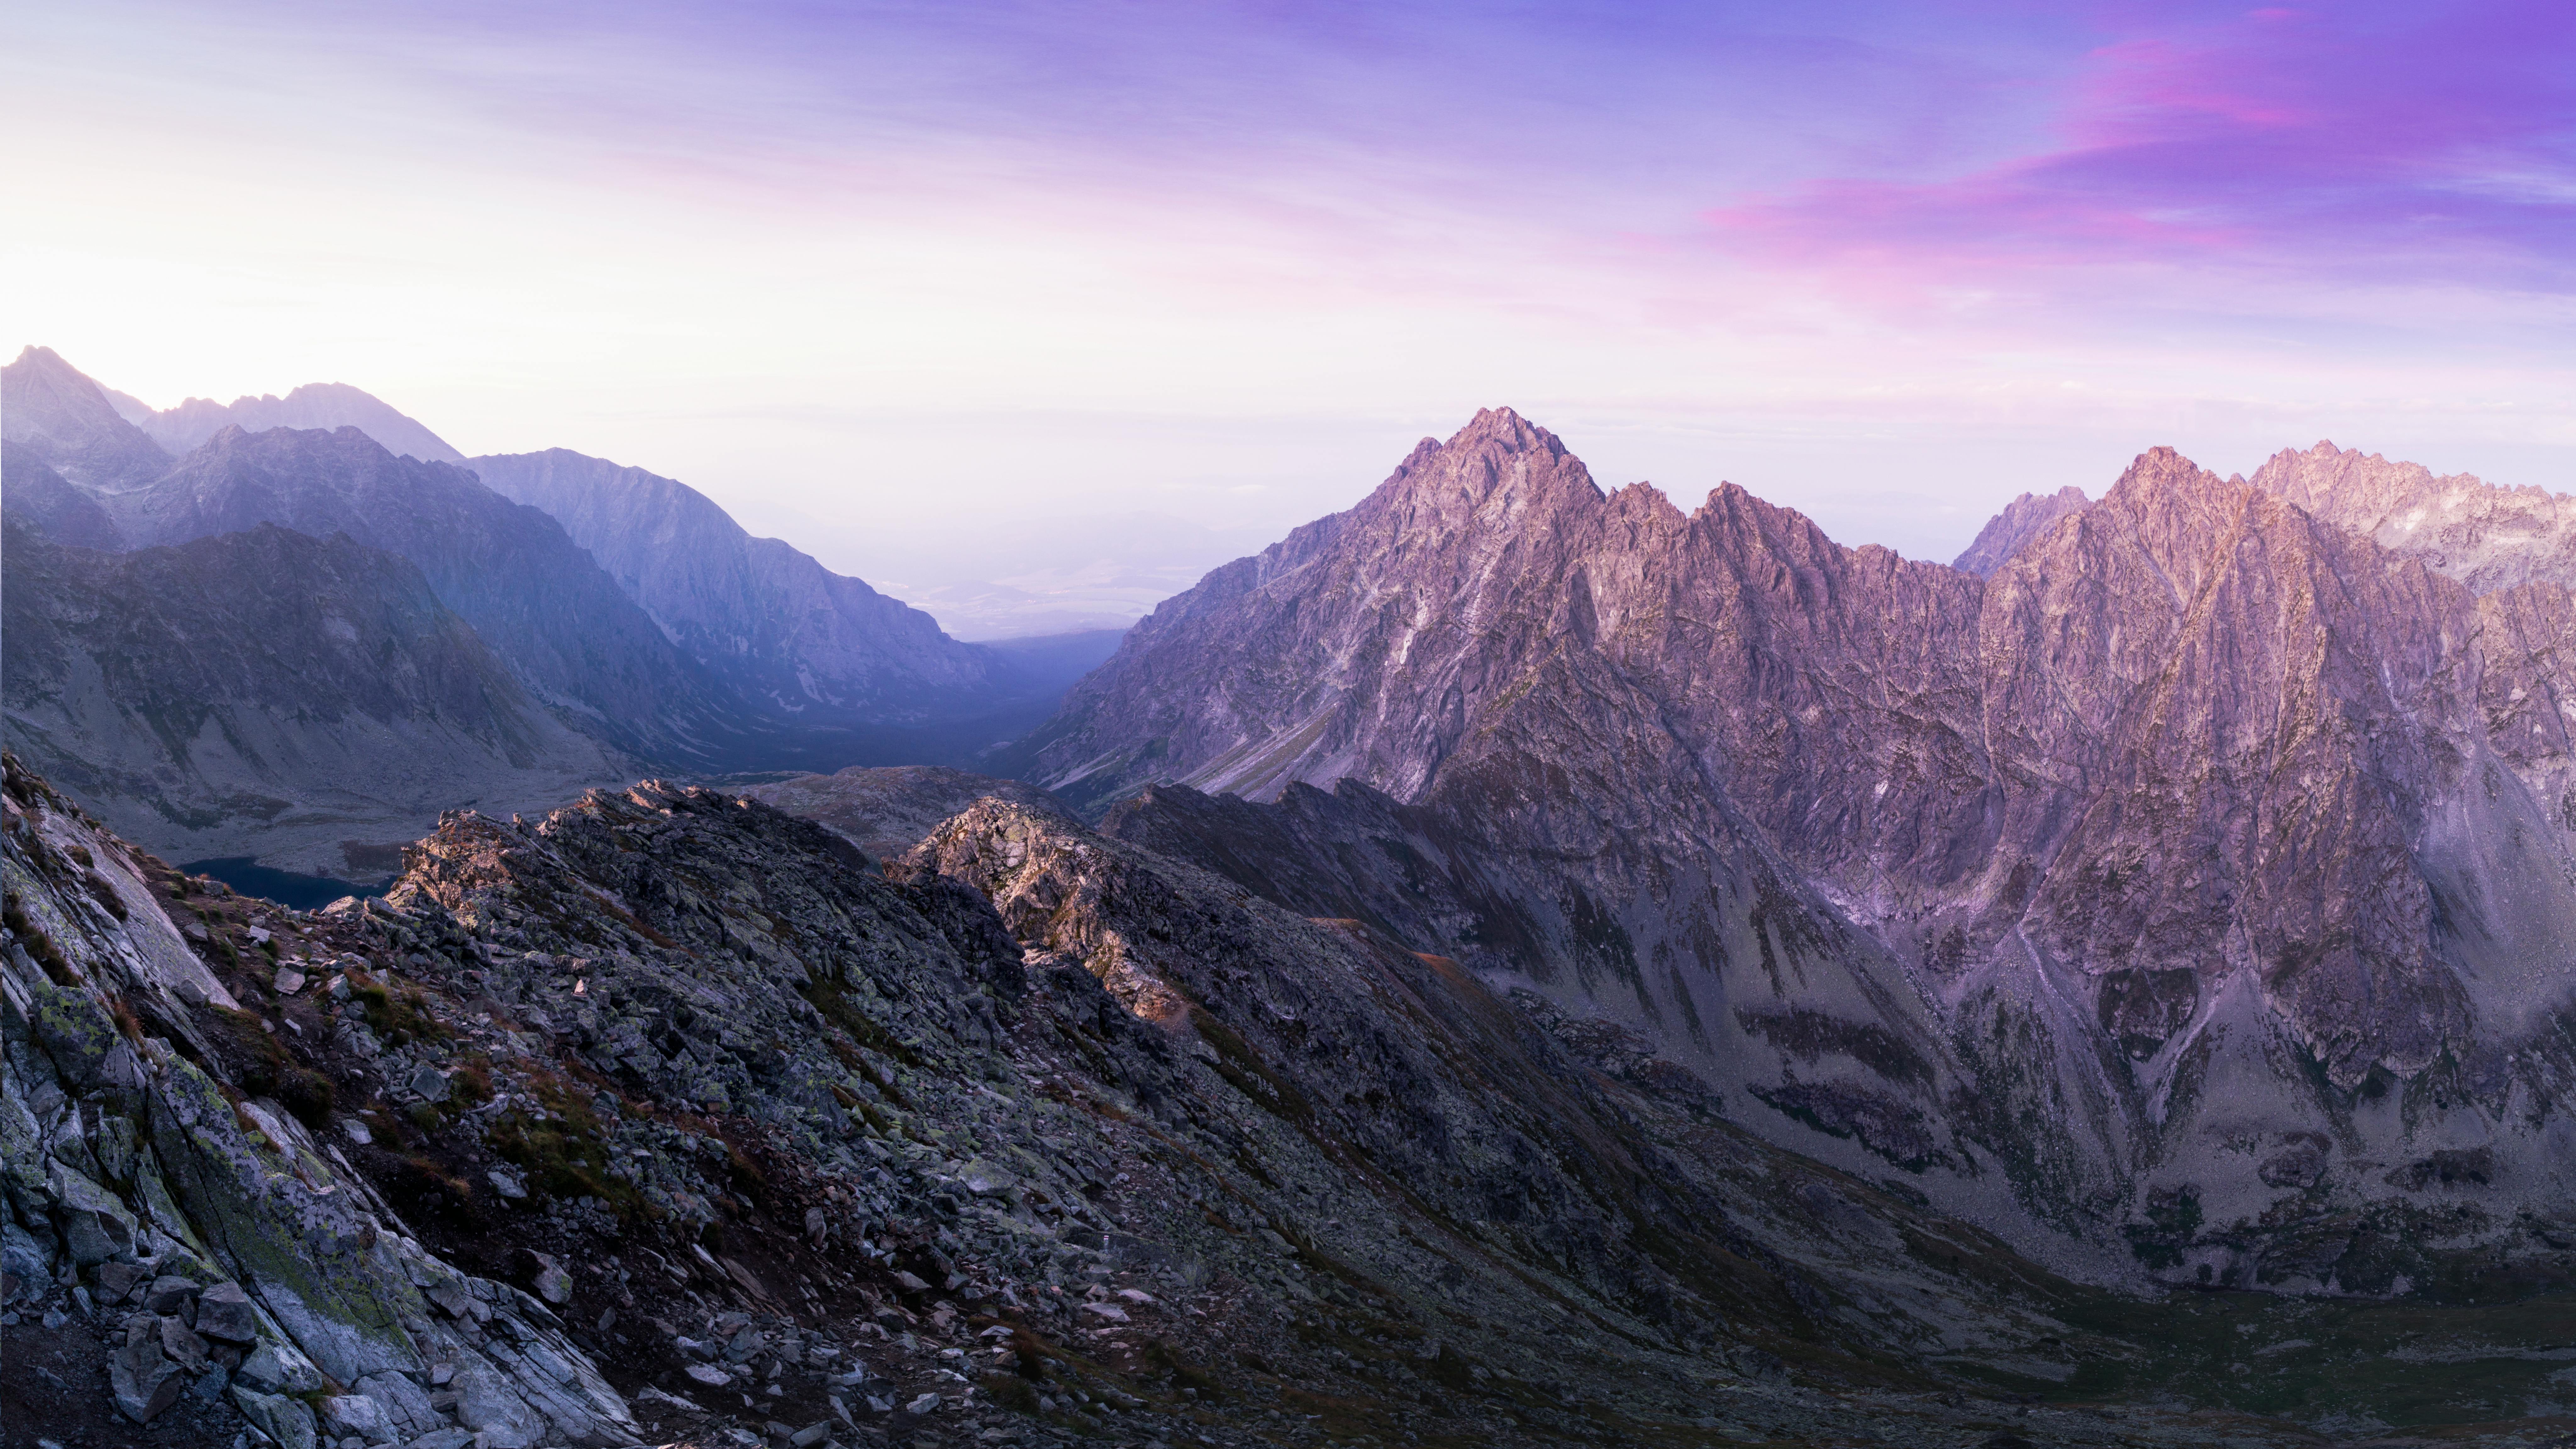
[1366,404,1600,517]
[1023,410,2576,1290]
[0,345,170,491]
[1952,483,2090,576]
[141,380,466,462]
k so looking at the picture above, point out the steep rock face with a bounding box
[466,449,999,719]
[1952,485,2090,575]
[2249,440,2576,597]
[103,425,736,762]
[1,518,627,876]
[1024,411,2576,1284]
[0,347,170,493]
[1,760,631,1449]
[138,382,467,463]
[1,441,126,550]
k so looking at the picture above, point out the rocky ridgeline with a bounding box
[9,753,2439,1447]
[1020,409,2576,1295]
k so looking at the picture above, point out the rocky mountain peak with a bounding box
[1368,404,1600,524]
[139,380,466,463]
[2251,440,2444,514]
[2061,445,2276,609]
[0,346,170,492]
[2241,440,2576,600]
[1028,411,2576,1286]
[1952,484,2091,576]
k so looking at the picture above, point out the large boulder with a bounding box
[49,1165,136,1264]
[449,1362,547,1449]
[108,1336,183,1423]
[194,1280,259,1343]
[231,1386,320,1449]
[237,1338,326,1395]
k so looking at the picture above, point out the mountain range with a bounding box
[13,370,2576,1445]
[114,380,470,464]
[0,346,1118,876]
[1017,407,2576,1294]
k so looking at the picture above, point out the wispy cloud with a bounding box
[1701,3,2576,320]
[6,0,2571,562]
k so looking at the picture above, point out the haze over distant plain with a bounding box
[8,0,2571,581]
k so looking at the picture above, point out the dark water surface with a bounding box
[181,856,388,911]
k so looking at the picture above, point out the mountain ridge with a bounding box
[464,447,1003,720]
[1019,408,2576,1288]
[136,381,467,463]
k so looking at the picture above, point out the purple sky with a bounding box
[9,0,2572,579]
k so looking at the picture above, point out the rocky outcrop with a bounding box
[1,518,629,877]
[740,765,1073,864]
[1951,484,2089,575]
[137,382,467,463]
[466,450,1006,722]
[1021,409,2576,1289]
[1,758,630,1448]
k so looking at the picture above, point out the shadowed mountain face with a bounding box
[0,441,125,550]
[465,448,1002,719]
[136,381,468,462]
[0,518,625,874]
[1,347,1129,874]
[1021,408,2576,1288]
[100,424,737,762]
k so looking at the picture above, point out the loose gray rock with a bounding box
[108,1336,183,1423]
[143,1273,198,1315]
[51,1168,137,1264]
[193,1281,258,1343]
[157,1314,210,1374]
[238,1339,327,1396]
[233,1385,320,1449]
[319,1391,394,1444]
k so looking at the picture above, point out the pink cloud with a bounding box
[1701,2,2576,312]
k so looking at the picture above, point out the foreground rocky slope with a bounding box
[29,754,2551,1446]
[1019,409,2576,1295]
